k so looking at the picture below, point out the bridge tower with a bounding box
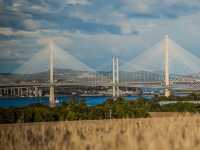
[112,56,120,98]
[49,41,55,107]
[164,35,171,97]
[116,57,120,97]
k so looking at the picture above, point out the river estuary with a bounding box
[0,96,153,108]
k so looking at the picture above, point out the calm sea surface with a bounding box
[0,96,153,108]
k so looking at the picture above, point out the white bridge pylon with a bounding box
[15,38,96,107]
[121,35,200,97]
[122,35,200,75]
[46,40,96,106]
[49,40,55,107]
[164,35,170,97]
[112,56,120,98]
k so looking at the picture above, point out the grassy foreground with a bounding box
[1,116,200,150]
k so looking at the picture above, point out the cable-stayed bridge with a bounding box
[1,35,200,106]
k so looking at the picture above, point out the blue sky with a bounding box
[1,0,200,73]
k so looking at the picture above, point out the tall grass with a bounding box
[1,115,200,150]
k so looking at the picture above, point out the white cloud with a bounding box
[122,0,155,14]
[24,19,41,30]
[2,0,200,72]
[65,0,91,5]
[121,0,200,17]
[68,8,138,35]
[0,27,40,37]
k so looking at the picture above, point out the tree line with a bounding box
[1,94,200,123]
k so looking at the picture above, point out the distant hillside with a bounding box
[0,69,199,83]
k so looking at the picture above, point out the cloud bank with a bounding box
[0,0,200,72]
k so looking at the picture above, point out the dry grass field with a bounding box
[1,115,200,150]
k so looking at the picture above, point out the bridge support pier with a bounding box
[20,88,23,97]
[13,88,16,96]
[34,87,38,97]
[49,85,55,106]
[17,88,19,96]
[26,88,28,97]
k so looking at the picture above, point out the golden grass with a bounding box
[1,115,200,150]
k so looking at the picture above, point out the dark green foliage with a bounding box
[102,97,149,118]
[158,102,198,112]
[153,93,200,101]
[0,98,150,123]
[0,109,16,123]
[1,94,200,123]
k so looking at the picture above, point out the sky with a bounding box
[1,0,200,73]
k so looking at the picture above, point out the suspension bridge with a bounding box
[1,35,200,107]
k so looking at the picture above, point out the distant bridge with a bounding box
[2,35,200,106]
[1,80,200,89]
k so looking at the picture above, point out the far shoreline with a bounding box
[0,94,154,100]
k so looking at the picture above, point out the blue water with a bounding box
[0,96,153,108]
